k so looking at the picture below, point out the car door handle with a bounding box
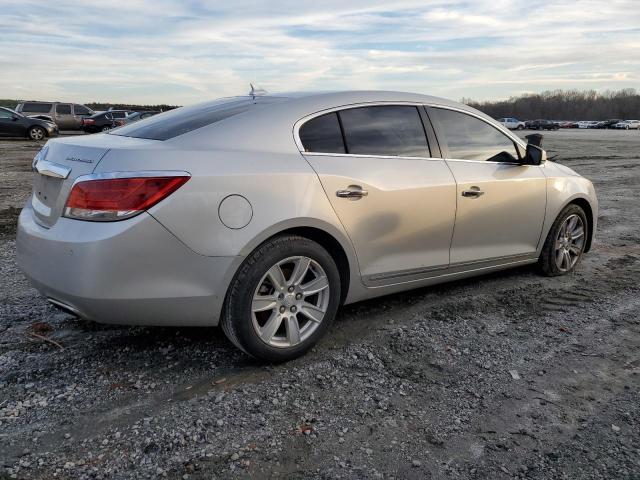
[336,187,368,199]
[461,188,484,198]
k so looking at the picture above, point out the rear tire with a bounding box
[101,125,111,132]
[28,126,45,141]
[221,235,341,362]
[539,204,588,276]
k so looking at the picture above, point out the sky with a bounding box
[1,0,639,105]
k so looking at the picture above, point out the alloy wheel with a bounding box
[554,214,585,272]
[251,256,330,348]
[30,128,44,140]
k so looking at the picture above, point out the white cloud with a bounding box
[0,0,638,104]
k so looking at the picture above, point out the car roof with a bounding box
[169,90,522,150]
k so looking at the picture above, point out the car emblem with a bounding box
[65,156,93,164]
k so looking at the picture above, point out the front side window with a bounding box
[431,108,519,162]
[299,112,345,153]
[0,109,13,119]
[339,106,429,157]
[21,103,52,113]
[56,104,72,115]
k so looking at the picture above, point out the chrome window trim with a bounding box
[302,151,443,162]
[70,170,191,187]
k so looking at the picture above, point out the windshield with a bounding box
[110,96,285,141]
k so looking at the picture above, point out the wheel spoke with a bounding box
[252,295,277,312]
[563,250,572,269]
[301,275,329,296]
[289,257,311,286]
[569,244,581,255]
[259,312,283,342]
[267,264,287,291]
[300,302,325,323]
[566,216,578,232]
[571,227,584,239]
[556,249,564,268]
[286,316,301,345]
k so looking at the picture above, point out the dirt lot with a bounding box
[1,130,639,479]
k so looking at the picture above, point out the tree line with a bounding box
[0,99,179,112]
[464,89,640,121]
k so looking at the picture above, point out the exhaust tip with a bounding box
[47,298,81,317]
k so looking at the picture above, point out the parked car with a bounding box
[17,91,598,361]
[81,110,134,133]
[613,120,640,130]
[577,121,597,129]
[595,119,623,129]
[559,121,577,128]
[497,117,525,130]
[0,107,58,140]
[14,102,94,130]
[525,119,560,130]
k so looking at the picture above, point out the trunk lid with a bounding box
[30,134,157,227]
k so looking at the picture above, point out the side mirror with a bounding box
[525,143,544,165]
[523,133,544,165]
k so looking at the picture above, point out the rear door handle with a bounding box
[336,187,368,199]
[461,188,484,198]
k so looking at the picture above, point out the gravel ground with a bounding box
[1,130,639,479]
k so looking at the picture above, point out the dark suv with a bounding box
[14,102,94,130]
[525,119,560,131]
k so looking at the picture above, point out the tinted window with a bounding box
[112,97,282,141]
[21,103,52,113]
[74,105,91,115]
[0,109,13,119]
[299,113,345,153]
[339,106,429,157]
[432,108,519,162]
[111,111,126,119]
[56,104,71,114]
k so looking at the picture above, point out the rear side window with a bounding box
[112,97,282,141]
[56,104,71,114]
[431,108,519,162]
[339,106,430,157]
[21,102,52,113]
[111,111,126,119]
[299,113,345,153]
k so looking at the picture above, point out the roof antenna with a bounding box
[249,83,268,99]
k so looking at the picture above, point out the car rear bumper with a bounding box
[16,203,237,326]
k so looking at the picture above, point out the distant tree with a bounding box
[465,89,640,120]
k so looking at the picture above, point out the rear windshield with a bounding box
[111,97,283,140]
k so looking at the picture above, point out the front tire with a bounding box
[28,126,46,141]
[222,235,341,362]
[539,204,588,276]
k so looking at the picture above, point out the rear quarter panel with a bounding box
[95,145,363,301]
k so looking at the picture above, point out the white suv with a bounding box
[498,118,525,130]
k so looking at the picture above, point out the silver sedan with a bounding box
[17,91,598,361]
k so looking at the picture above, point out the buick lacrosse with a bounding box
[17,91,598,361]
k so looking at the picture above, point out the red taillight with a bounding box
[83,119,95,125]
[64,175,189,221]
